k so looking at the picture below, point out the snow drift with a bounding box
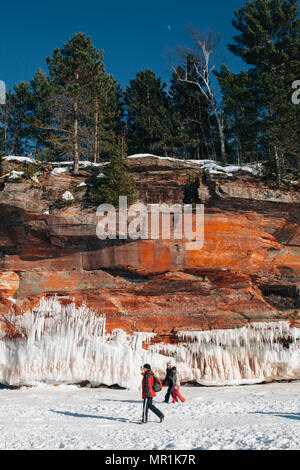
[0,297,299,388]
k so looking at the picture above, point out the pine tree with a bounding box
[228,0,300,184]
[88,73,123,163]
[87,138,138,205]
[46,33,113,173]
[28,70,54,159]
[124,69,173,155]
[216,65,260,164]
[0,82,35,156]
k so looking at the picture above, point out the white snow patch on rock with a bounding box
[8,170,25,179]
[61,191,74,201]
[4,156,38,164]
[51,167,69,176]
[49,161,103,168]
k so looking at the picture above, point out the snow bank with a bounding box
[0,298,299,388]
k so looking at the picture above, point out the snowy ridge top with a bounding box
[128,154,262,177]
[3,156,38,164]
[3,154,262,178]
[49,161,103,168]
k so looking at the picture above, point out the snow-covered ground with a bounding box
[0,382,299,450]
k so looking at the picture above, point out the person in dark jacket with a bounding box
[141,364,164,424]
[164,363,174,403]
[163,362,172,386]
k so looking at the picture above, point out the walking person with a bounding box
[163,362,172,386]
[171,366,186,403]
[164,362,174,403]
[141,364,164,424]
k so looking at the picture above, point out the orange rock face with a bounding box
[0,157,299,340]
[0,271,19,299]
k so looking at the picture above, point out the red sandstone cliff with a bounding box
[0,156,299,341]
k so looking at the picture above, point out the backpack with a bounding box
[153,375,163,392]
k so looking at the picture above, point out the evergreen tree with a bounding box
[28,70,54,159]
[0,82,35,156]
[228,0,300,184]
[46,32,122,173]
[87,138,138,205]
[88,73,124,163]
[216,66,260,164]
[124,69,173,155]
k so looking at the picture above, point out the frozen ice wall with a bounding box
[0,297,299,388]
[0,297,167,389]
[150,323,300,385]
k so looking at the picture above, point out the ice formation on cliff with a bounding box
[149,323,300,385]
[0,298,166,389]
[0,297,299,388]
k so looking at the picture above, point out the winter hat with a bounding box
[143,364,151,370]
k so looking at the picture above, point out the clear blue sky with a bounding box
[1,0,249,92]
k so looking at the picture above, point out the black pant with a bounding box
[142,398,163,422]
[164,384,173,403]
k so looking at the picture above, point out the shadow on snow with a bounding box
[49,409,137,423]
[250,411,300,421]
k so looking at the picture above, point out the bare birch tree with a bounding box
[173,26,226,162]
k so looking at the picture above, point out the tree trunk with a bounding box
[274,145,281,187]
[213,104,226,163]
[94,95,98,163]
[208,113,217,160]
[73,99,79,175]
[237,139,241,166]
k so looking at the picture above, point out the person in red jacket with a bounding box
[171,367,186,403]
[141,364,164,424]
